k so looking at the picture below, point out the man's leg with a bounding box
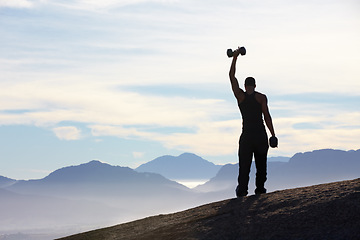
[254,134,269,194]
[237,136,253,197]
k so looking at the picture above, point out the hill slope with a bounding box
[58,178,360,240]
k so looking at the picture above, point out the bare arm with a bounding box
[261,95,276,137]
[229,50,245,103]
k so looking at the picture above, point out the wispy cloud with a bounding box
[0,0,33,8]
[53,126,81,140]
[0,0,183,11]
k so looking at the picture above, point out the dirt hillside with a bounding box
[58,178,360,240]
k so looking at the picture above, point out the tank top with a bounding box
[239,92,266,133]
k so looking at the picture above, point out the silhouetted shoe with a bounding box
[255,187,266,195]
[236,186,248,197]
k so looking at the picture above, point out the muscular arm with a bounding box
[261,95,276,137]
[229,51,245,103]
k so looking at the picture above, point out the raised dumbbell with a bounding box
[227,46,246,57]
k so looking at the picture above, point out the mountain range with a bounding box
[1,161,199,239]
[8,160,190,198]
[135,153,290,181]
[195,149,360,199]
[0,148,359,239]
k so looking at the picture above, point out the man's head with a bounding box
[244,77,256,90]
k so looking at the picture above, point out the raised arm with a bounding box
[229,49,245,103]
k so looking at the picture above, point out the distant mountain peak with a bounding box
[178,152,199,158]
[135,153,222,180]
[84,160,110,167]
[40,160,135,183]
[88,160,103,164]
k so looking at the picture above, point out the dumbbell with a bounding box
[227,47,246,58]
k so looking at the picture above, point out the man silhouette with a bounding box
[229,47,276,197]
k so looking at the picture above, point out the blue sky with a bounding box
[1,0,359,179]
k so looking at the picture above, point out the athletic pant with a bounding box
[237,131,269,195]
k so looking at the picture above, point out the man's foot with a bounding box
[255,187,266,195]
[236,186,248,197]
[237,192,247,197]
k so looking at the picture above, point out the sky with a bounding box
[1,0,359,180]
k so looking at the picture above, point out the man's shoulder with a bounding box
[255,91,268,103]
[255,91,267,98]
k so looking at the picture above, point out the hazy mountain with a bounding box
[269,148,360,189]
[3,160,202,238]
[135,153,222,180]
[195,149,360,200]
[57,178,360,240]
[6,160,202,216]
[7,160,190,197]
[0,176,16,188]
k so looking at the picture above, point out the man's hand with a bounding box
[232,47,241,58]
[269,136,278,148]
[232,46,246,58]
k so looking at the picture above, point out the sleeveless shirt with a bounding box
[239,92,266,133]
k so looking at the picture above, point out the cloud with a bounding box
[52,126,81,140]
[1,0,359,161]
[0,77,231,128]
[30,0,181,12]
[270,111,360,157]
[0,0,33,8]
[91,125,153,139]
[0,75,359,158]
[89,120,241,156]
[154,120,241,156]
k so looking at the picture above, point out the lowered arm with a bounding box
[261,95,276,137]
